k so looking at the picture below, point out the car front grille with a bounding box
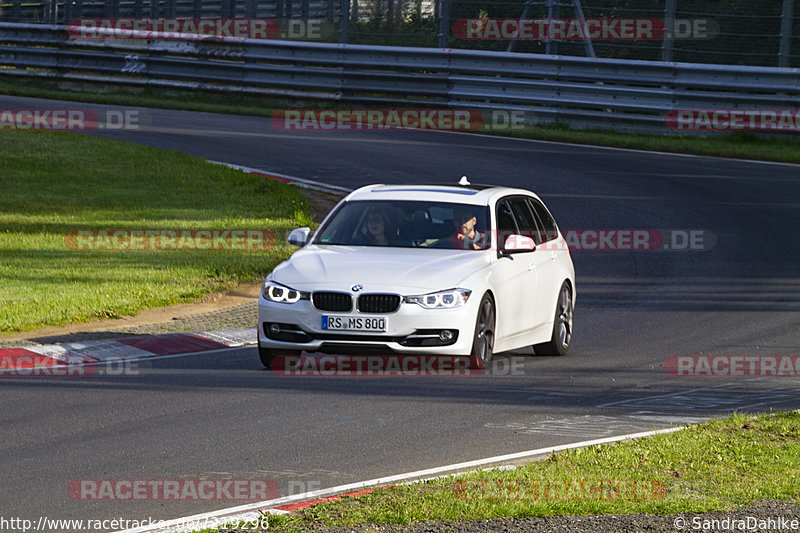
[312,292,353,312]
[260,324,459,347]
[358,294,401,313]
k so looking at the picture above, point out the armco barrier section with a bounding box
[1,22,799,133]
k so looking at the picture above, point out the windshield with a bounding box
[313,200,491,250]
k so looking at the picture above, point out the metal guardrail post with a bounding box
[327,0,335,23]
[779,0,795,67]
[437,0,450,48]
[10,0,21,22]
[338,0,350,43]
[221,0,233,18]
[62,0,71,23]
[507,0,532,53]
[572,0,595,58]
[661,0,675,62]
[47,0,56,24]
[544,0,558,55]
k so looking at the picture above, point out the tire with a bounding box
[258,344,300,370]
[534,282,573,356]
[258,343,275,369]
[469,294,495,369]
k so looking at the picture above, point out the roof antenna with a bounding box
[458,176,471,186]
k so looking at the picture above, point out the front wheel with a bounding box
[534,282,573,356]
[469,294,495,369]
[258,343,275,368]
[258,344,300,369]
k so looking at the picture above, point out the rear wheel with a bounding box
[534,282,573,356]
[469,294,495,369]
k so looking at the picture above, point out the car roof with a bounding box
[344,183,541,206]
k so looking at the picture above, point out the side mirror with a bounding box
[287,227,311,246]
[503,234,536,254]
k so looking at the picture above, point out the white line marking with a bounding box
[208,160,352,194]
[430,128,800,168]
[114,425,686,533]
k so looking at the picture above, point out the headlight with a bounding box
[262,281,308,304]
[406,289,471,309]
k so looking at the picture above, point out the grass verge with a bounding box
[3,76,800,164]
[255,411,800,531]
[0,131,312,334]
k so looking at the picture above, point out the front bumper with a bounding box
[258,293,477,355]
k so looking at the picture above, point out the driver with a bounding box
[450,207,485,250]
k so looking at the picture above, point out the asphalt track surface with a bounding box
[2,95,800,527]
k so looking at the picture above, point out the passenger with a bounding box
[364,208,392,246]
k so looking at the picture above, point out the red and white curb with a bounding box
[115,426,686,533]
[0,328,255,373]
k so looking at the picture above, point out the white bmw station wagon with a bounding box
[258,180,575,369]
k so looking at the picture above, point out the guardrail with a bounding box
[0,0,336,26]
[2,22,799,134]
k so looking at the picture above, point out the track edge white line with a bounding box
[114,425,686,533]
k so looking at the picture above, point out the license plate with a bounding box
[322,315,387,332]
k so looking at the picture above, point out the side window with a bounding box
[508,196,542,244]
[528,198,559,243]
[496,200,518,250]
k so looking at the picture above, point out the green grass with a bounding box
[260,411,800,531]
[0,131,312,334]
[3,76,800,164]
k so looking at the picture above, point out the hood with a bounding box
[271,245,491,293]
